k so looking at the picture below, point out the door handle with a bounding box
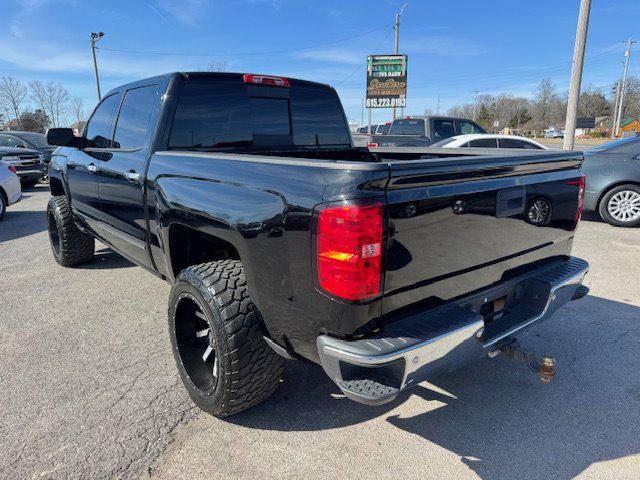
[87,163,98,173]
[125,171,140,183]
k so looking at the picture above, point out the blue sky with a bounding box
[3,0,640,124]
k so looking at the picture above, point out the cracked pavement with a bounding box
[1,185,639,480]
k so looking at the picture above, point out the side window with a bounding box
[0,135,23,148]
[459,120,484,135]
[85,94,120,148]
[468,138,498,148]
[432,120,455,140]
[112,85,158,149]
[499,138,542,149]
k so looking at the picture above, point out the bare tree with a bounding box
[620,76,640,119]
[69,96,86,125]
[29,80,70,127]
[531,79,563,130]
[205,61,229,72]
[0,76,28,129]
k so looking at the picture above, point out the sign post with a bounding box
[366,54,408,124]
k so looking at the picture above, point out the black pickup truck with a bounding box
[46,72,589,416]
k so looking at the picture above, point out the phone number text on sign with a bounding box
[366,97,406,108]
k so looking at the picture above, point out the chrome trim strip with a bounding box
[102,223,146,249]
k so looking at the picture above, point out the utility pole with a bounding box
[563,0,591,150]
[392,3,407,120]
[614,38,635,138]
[611,81,620,139]
[436,94,440,114]
[472,90,479,121]
[90,32,105,101]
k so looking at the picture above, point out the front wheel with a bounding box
[168,260,284,417]
[47,196,95,266]
[599,185,640,227]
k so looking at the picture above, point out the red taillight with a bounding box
[367,142,379,148]
[8,164,16,174]
[243,73,290,88]
[567,175,586,224]
[317,203,383,301]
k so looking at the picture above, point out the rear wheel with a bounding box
[168,260,284,417]
[599,185,640,227]
[47,196,95,266]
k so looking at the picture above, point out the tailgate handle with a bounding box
[496,187,526,218]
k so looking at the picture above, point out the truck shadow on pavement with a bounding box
[230,295,640,479]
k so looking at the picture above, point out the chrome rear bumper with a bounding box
[317,257,589,405]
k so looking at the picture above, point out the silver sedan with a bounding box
[0,161,22,220]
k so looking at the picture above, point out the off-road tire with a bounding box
[47,195,95,266]
[168,260,284,417]
[598,184,640,227]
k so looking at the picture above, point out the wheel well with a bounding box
[49,177,65,197]
[169,224,240,278]
[0,186,7,207]
[596,181,640,211]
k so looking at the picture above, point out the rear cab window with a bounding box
[168,78,351,150]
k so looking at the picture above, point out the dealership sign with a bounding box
[365,54,407,108]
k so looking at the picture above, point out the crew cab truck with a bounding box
[46,72,589,416]
[370,115,487,148]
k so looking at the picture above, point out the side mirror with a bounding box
[47,128,84,148]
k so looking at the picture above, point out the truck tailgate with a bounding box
[382,152,584,315]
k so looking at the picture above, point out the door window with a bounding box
[112,85,158,149]
[499,138,542,149]
[459,120,485,135]
[432,120,455,140]
[468,138,498,148]
[85,93,120,148]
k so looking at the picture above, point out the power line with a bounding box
[95,25,389,58]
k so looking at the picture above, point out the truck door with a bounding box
[96,83,160,267]
[66,92,120,234]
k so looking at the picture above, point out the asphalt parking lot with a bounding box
[1,185,639,480]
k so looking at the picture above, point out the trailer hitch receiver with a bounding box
[489,338,556,384]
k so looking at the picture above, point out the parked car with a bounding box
[0,131,55,164]
[582,136,640,227]
[432,134,547,150]
[0,160,22,220]
[46,71,589,417]
[0,147,47,188]
[544,129,564,139]
[371,115,486,147]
